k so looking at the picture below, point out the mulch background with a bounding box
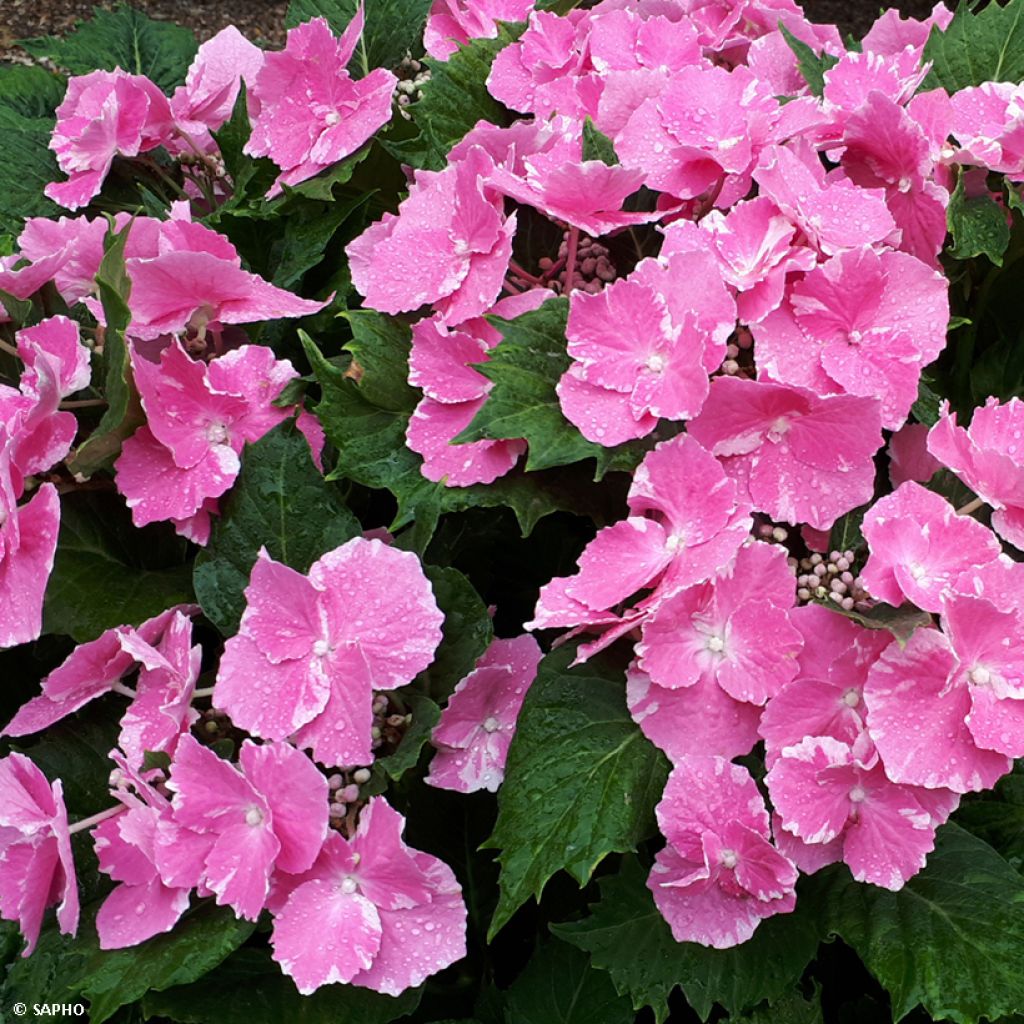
[0,0,943,60]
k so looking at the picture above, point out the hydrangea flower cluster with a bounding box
[4,0,1024,1014]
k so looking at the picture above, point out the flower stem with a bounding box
[68,804,124,835]
[192,686,216,699]
[563,226,580,294]
[957,496,985,516]
[0,338,20,359]
[59,398,107,410]
[507,259,543,285]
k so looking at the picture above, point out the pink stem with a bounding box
[562,226,581,294]
[507,259,544,285]
[68,804,124,836]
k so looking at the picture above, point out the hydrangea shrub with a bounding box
[3,0,1024,1020]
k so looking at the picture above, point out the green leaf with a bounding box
[19,4,198,93]
[911,375,942,427]
[193,421,362,635]
[582,117,618,166]
[66,220,145,478]
[922,0,1024,92]
[552,857,823,1023]
[456,298,642,475]
[503,940,636,1024]
[946,171,1011,265]
[811,823,1024,1024]
[301,330,579,545]
[43,492,194,643]
[73,903,254,1024]
[0,106,61,234]
[955,766,1024,870]
[486,645,669,939]
[814,600,932,647]
[277,146,372,203]
[141,947,420,1023]
[778,23,839,98]
[377,692,441,782]
[285,0,431,75]
[729,986,823,1024]
[209,85,279,209]
[828,505,866,554]
[0,64,66,119]
[342,309,420,410]
[384,25,523,171]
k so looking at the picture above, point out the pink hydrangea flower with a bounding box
[17,316,91,399]
[927,398,1024,549]
[426,635,542,793]
[861,482,1001,613]
[757,246,948,428]
[616,64,780,202]
[753,144,898,256]
[245,13,396,197]
[529,435,752,641]
[166,734,328,920]
[766,733,959,890]
[687,376,884,531]
[759,604,890,760]
[425,0,536,60]
[348,147,516,326]
[627,662,762,762]
[406,292,548,486]
[0,436,60,650]
[214,539,444,767]
[268,797,467,995]
[648,757,797,949]
[3,605,196,741]
[864,621,1017,793]
[115,341,297,537]
[46,69,174,210]
[637,539,802,702]
[0,752,78,955]
[169,26,265,154]
[888,422,941,487]
[861,2,953,57]
[949,82,1024,178]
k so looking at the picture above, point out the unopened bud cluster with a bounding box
[372,692,412,752]
[326,764,373,832]
[792,550,872,611]
[395,55,431,117]
[546,232,617,294]
[719,326,754,378]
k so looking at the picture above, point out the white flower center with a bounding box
[706,635,725,653]
[482,716,500,733]
[719,848,738,869]
[849,786,867,803]
[969,665,992,686]
[206,421,229,444]
[312,639,330,657]
[767,416,790,441]
[324,110,341,127]
[665,533,685,553]
[909,562,926,580]
[340,876,358,894]
[245,806,264,827]
[646,353,666,373]
[842,689,860,708]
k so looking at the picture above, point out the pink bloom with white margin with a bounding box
[616,64,780,203]
[766,733,959,890]
[627,662,762,763]
[406,292,548,486]
[759,604,890,762]
[752,144,898,256]
[245,13,396,197]
[648,757,797,949]
[927,398,1024,550]
[949,82,1024,179]
[0,752,78,955]
[860,482,1001,613]
[425,0,535,61]
[3,605,198,746]
[115,341,297,537]
[214,539,444,767]
[529,435,752,638]
[427,634,542,793]
[888,422,941,488]
[169,26,265,155]
[166,734,328,920]
[767,246,948,429]
[46,69,173,211]
[861,2,953,58]
[863,626,1014,793]
[17,315,91,399]
[687,376,884,531]
[268,797,467,995]
[92,755,192,949]
[348,147,516,327]
[636,541,803,705]
[558,249,737,445]
[0,434,60,650]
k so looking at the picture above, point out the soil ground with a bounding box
[0,0,944,60]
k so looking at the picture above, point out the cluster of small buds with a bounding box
[395,55,431,117]
[372,692,412,752]
[793,550,872,611]
[326,765,373,832]
[197,706,234,743]
[719,326,754,378]
[545,232,617,295]
[756,521,790,545]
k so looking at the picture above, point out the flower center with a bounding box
[719,848,738,869]
[312,639,331,657]
[245,806,264,827]
[206,421,229,444]
[969,665,992,686]
[849,786,867,804]
[767,416,790,442]
[646,353,666,373]
[706,635,725,654]
[842,688,860,708]
[324,110,341,127]
[340,876,358,895]
[665,532,685,553]
[482,716,500,733]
